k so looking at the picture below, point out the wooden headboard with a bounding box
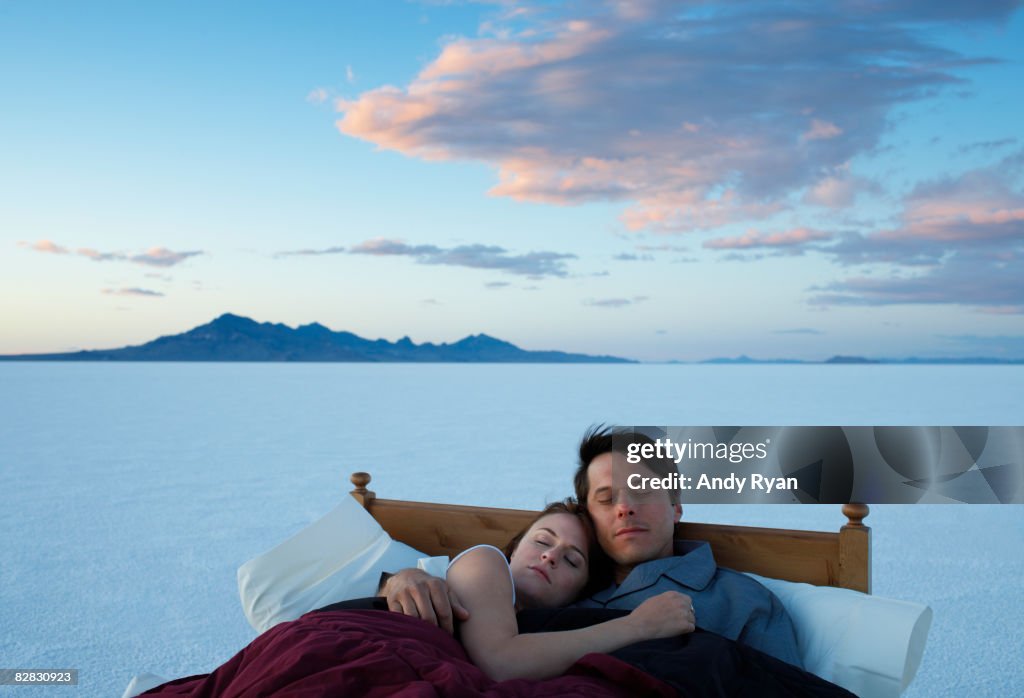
[349,472,872,594]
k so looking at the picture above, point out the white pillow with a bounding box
[746,573,932,698]
[121,672,168,698]
[238,496,443,633]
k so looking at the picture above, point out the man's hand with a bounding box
[381,568,469,634]
[626,591,697,640]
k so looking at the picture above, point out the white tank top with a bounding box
[447,544,516,607]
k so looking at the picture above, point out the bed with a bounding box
[341,473,929,697]
[128,472,930,698]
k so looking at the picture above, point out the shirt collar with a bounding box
[591,540,718,603]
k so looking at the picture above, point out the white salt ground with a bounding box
[1,363,1022,696]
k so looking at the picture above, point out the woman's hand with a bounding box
[626,591,697,639]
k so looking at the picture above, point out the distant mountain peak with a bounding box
[210,312,257,327]
[296,321,331,334]
[455,333,515,348]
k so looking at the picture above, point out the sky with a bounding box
[2,0,1023,362]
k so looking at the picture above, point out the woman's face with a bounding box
[509,513,590,609]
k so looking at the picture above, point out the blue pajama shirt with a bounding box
[574,540,803,667]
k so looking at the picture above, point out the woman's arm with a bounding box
[446,546,694,682]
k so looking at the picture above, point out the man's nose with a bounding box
[615,498,636,517]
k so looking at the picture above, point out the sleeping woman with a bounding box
[445,499,695,681]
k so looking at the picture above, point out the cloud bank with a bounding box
[19,241,203,268]
[349,238,575,277]
[336,0,1015,232]
[704,227,831,250]
[818,154,1024,310]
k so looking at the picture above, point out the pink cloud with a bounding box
[815,155,1024,310]
[803,166,878,208]
[823,155,1024,268]
[879,165,1024,245]
[129,247,203,267]
[18,239,69,254]
[19,240,202,267]
[332,3,996,232]
[704,227,831,250]
[892,200,1024,243]
[802,119,843,141]
[77,247,125,262]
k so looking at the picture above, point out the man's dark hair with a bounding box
[575,425,681,505]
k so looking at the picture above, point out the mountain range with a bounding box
[0,313,632,363]
[2,314,1020,364]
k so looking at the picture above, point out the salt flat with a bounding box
[1,363,1021,696]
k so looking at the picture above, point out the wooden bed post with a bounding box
[349,471,376,510]
[839,503,871,594]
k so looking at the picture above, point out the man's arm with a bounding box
[378,568,469,634]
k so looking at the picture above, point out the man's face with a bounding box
[585,452,681,582]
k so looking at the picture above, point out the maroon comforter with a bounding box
[143,610,674,697]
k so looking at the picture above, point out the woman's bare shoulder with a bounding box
[447,545,518,636]
[447,545,512,597]
[448,545,509,578]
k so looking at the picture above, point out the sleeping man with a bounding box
[382,426,803,668]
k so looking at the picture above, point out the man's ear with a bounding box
[674,503,682,522]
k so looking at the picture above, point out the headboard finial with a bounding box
[349,471,375,508]
[842,503,870,527]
